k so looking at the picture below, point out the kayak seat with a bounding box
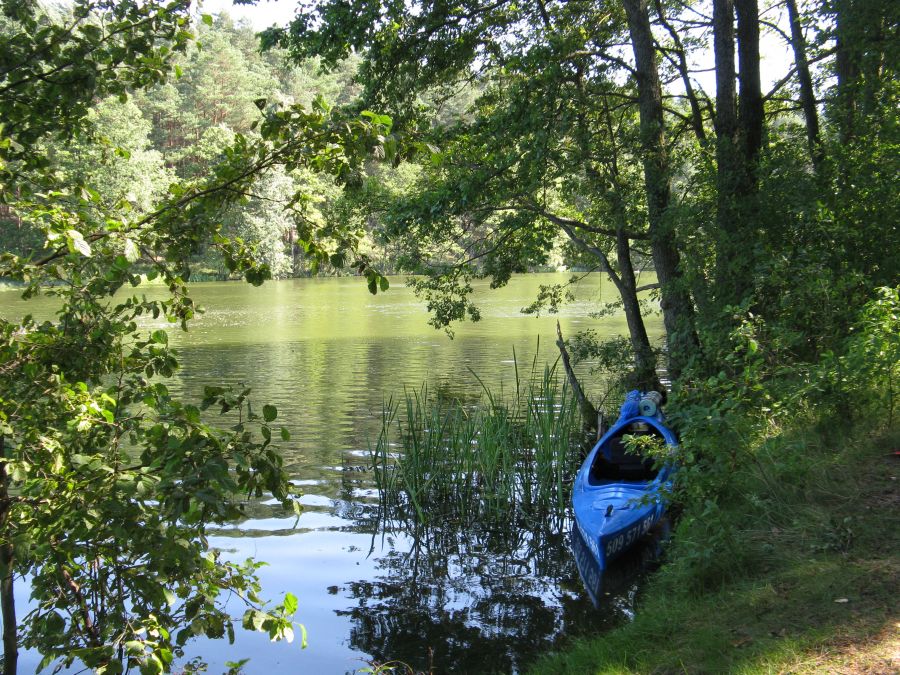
[590,437,658,483]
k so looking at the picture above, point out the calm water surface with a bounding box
[1,274,663,674]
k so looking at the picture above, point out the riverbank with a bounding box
[532,422,899,674]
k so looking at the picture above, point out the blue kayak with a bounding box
[572,390,677,571]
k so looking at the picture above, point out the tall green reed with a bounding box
[369,354,582,527]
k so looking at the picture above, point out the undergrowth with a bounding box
[530,287,900,673]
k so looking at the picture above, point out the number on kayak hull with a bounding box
[604,515,654,558]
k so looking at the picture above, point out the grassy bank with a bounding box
[531,423,899,674]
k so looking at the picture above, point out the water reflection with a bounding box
[333,514,665,673]
[339,519,591,674]
[205,485,663,672]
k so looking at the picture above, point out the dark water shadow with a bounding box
[335,515,669,674]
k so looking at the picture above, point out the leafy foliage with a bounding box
[0,1,404,671]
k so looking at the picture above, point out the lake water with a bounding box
[0,273,663,674]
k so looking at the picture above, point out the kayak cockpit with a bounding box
[587,421,666,485]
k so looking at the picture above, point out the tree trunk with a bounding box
[621,0,699,381]
[832,0,893,144]
[0,543,14,675]
[735,0,764,169]
[555,322,598,436]
[833,0,860,144]
[711,0,764,308]
[713,0,739,300]
[617,235,659,391]
[555,216,659,391]
[713,0,738,145]
[711,0,764,307]
[786,0,822,169]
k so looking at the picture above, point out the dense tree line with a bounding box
[0,11,374,282]
[274,0,897,389]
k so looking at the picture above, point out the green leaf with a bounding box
[102,660,124,675]
[139,655,163,675]
[379,276,389,292]
[151,329,168,344]
[262,404,277,422]
[251,610,266,631]
[283,592,298,615]
[124,238,140,262]
[201,13,213,26]
[45,611,65,635]
[124,640,145,655]
[66,229,92,257]
[280,427,291,441]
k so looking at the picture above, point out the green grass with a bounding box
[529,425,900,674]
[369,357,581,527]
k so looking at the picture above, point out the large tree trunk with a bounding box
[712,0,741,304]
[833,0,860,144]
[731,0,764,303]
[621,0,698,381]
[712,0,765,308]
[735,0,764,169]
[786,0,822,169]
[832,0,893,144]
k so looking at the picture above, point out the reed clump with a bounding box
[369,358,581,526]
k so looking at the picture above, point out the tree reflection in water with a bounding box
[337,514,664,673]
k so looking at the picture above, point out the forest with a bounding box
[0,0,897,673]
